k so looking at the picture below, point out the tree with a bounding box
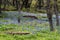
[22,0,31,8]
[54,0,59,26]
[13,0,16,6]
[3,0,8,10]
[37,0,44,9]
[0,0,2,14]
[22,0,32,12]
[46,0,54,31]
[15,0,23,23]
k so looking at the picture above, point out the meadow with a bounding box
[0,17,60,40]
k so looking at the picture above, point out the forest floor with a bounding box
[0,11,60,40]
[0,23,60,40]
[0,17,60,40]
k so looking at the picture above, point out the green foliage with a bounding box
[1,0,60,13]
[0,23,60,40]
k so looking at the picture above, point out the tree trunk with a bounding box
[22,0,32,12]
[22,0,31,8]
[13,0,15,6]
[46,0,54,31]
[38,0,44,9]
[0,0,2,14]
[54,0,59,26]
[15,0,22,23]
[47,14,54,31]
[3,0,7,10]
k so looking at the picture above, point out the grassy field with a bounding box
[0,21,60,40]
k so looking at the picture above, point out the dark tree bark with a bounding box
[46,0,54,31]
[13,0,16,6]
[22,0,31,8]
[38,0,44,9]
[22,0,29,8]
[15,0,22,23]
[0,0,2,14]
[15,0,19,10]
[3,0,7,10]
[18,17,20,23]
[54,0,59,26]
[13,0,17,7]
[16,0,21,23]
[22,0,32,12]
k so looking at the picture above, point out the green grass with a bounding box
[0,23,60,40]
[0,32,60,40]
[0,16,60,40]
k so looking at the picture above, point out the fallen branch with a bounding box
[6,32,30,35]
